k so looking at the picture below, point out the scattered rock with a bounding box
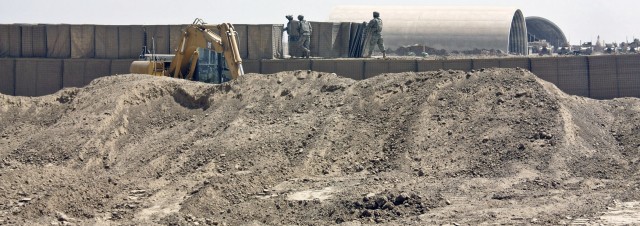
[130,190,146,195]
[375,196,388,208]
[381,201,395,210]
[56,212,75,222]
[361,209,372,218]
[394,193,410,205]
[515,91,529,98]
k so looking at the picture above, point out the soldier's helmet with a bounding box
[373,11,380,18]
[298,15,304,20]
[286,15,293,20]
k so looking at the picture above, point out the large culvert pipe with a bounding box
[329,6,528,55]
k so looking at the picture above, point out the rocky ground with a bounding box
[1,68,640,225]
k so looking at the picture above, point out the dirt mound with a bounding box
[1,68,640,225]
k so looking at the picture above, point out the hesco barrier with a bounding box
[0,59,14,95]
[20,24,47,58]
[1,59,135,96]
[71,25,96,59]
[1,56,639,100]
[0,23,284,60]
[95,25,119,59]
[243,55,638,100]
[46,24,71,58]
[618,55,640,97]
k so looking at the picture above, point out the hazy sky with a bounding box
[1,0,638,45]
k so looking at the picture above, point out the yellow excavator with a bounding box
[130,18,244,82]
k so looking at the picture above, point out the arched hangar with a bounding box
[329,6,529,55]
[526,16,568,48]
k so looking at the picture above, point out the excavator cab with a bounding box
[130,19,243,83]
[135,48,232,84]
[193,48,232,84]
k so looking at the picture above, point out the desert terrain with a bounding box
[1,68,640,225]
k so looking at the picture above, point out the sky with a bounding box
[1,0,638,45]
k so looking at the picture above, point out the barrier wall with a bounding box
[0,59,14,95]
[169,25,185,55]
[284,59,311,71]
[21,24,47,58]
[0,59,142,96]
[338,23,352,58]
[417,60,444,72]
[234,25,249,59]
[364,61,389,78]
[118,25,144,59]
[557,57,589,97]
[242,60,261,74]
[364,60,417,79]
[311,59,336,73]
[617,55,640,97]
[46,24,71,58]
[1,56,639,100]
[111,59,135,75]
[315,22,341,58]
[530,58,558,85]
[260,60,286,74]
[0,24,22,57]
[71,25,95,58]
[309,22,320,58]
[444,59,473,71]
[499,58,530,69]
[472,59,500,70]
[335,60,364,80]
[95,25,120,59]
[589,55,619,99]
[247,25,283,60]
[0,25,13,57]
[145,25,171,55]
[84,60,111,85]
[0,23,286,60]
[63,59,86,87]
[15,59,63,96]
[14,59,37,96]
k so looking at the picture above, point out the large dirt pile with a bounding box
[1,68,640,225]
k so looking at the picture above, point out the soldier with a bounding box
[284,15,301,58]
[297,15,312,58]
[367,11,386,58]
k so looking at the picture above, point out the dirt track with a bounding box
[1,68,640,225]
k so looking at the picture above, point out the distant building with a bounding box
[528,39,553,55]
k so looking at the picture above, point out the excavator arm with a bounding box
[131,18,244,81]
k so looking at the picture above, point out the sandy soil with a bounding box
[1,68,640,225]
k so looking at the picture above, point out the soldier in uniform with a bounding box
[367,11,386,58]
[284,15,301,58]
[297,15,312,58]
